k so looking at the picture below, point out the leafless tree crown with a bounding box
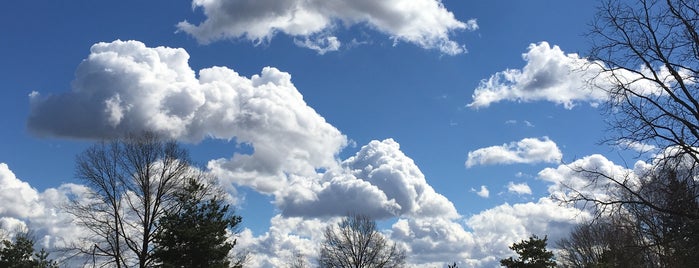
[65,132,194,268]
[319,214,406,268]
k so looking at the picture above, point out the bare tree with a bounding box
[557,218,649,268]
[558,161,699,267]
[590,0,699,159]
[65,132,195,268]
[288,252,309,268]
[319,214,405,268]
[555,0,699,249]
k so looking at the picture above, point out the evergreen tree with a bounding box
[153,178,242,268]
[0,232,58,268]
[500,235,556,268]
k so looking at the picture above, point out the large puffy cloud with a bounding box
[468,42,608,109]
[0,163,89,251]
[27,40,347,194]
[277,139,459,219]
[177,0,477,55]
[465,137,562,167]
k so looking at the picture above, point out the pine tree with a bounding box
[153,178,242,268]
[0,233,58,268]
[500,235,556,268]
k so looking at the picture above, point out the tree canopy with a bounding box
[500,235,556,268]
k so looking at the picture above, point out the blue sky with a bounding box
[0,1,646,266]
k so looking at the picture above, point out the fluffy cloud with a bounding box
[468,42,609,109]
[277,139,459,219]
[0,163,43,219]
[537,154,640,204]
[507,182,532,195]
[466,198,588,262]
[392,217,476,264]
[0,163,89,251]
[177,0,476,55]
[235,215,327,267]
[27,40,347,194]
[468,41,684,109]
[465,137,562,167]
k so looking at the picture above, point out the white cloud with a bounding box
[27,40,347,195]
[392,217,476,264]
[277,139,459,219]
[465,137,562,167]
[468,41,686,109]
[472,185,490,198]
[537,154,639,204]
[618,139,657,153]
[466,198,588,263]
[468,42,609,109]
[177,0,476,55]
[0,163,91,253]
[504,120,535,127]
[507,182,532,195]
[0,163,43,219]
[235,215,327,267]
[293,35,342,55]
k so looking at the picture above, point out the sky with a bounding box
[0,0,652,267]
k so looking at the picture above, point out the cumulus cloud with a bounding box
[177,0,476,55]
[392,217,476,264]
[27,40,347,194]
[235,215,327,267]
[0,163,89,251]
[468,42,610,109]
[465,137,562,167]
[466,198,587,262]
[277,139,459,219]
[507,182,532,195]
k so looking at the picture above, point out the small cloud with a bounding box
[618,139,657,153]
[507,182,532,195]
[293,35,341,55]
[471,185,490,198]
[504,120,534,127]
[465,137,562,168]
